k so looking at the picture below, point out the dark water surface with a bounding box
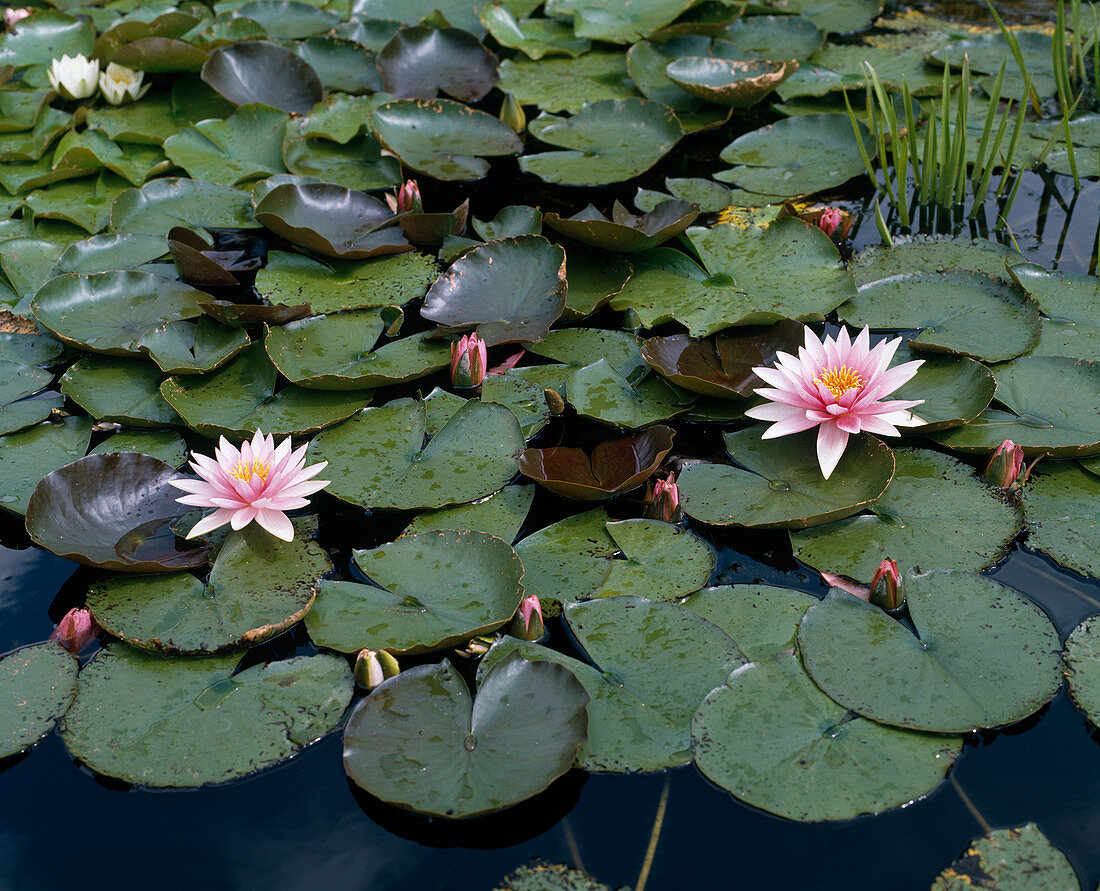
[2,163,1100,890]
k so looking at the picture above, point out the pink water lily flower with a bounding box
[170,430,330,542]
[744,326,924,479]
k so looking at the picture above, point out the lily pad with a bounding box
[57,233,167,275]
[931,357,1100,458]
[497,49,639,115]
[560,248,633,321]
[850,235,1020,287]
[201,41,322,114]
[60,355,180,427]
[110,178,259,235]
[25,452,208,572]
[480,7,591,60]
[404,484,534,542]
[163,104,287,186]
[90,429,186,467]
[1021,462,1100,582]
[311,398,524,510]
[931,824,1080,891]
[1064,615,1100,729]
[544,0,696,43]
[0,642,79,759]
[422,236,566,346]
[293,35,383,94]
[641,319,805,398]
[680,585,819,661]
[666,58,798,108]
[692,654,961,822]
[679,427,895,529]
[60,646,352,787]
[344,654,588,817]
[892,347,995,432]
[87,521,330,654]
[233,1,340,38]
[160,344,367,439]
[254,183,409,260]
[378,26,497,101]
[1006,262,1100,361]
[799,572,1062,732]
[306,530,524,654]
[567,360,693,429]
[790,448,1022,580]
[521,99,683,187]
[542,200,699,253]
[32,270,208,357]
[282,119,402,192]
[167,227,259,287]
[716,114,873,196]
[519,425,674,501]
[716,15,825,60]
[24,172,132,235]
[839,270,1041,363]
[140,317,251,376]
[0,11,94,67]
[0,416,92,516]
[369,98,523,181]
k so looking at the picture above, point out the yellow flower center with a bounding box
[230,459,270,482]
[814,365,864,399]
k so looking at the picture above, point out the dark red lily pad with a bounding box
[422,235,566,346]
[543,199,700,253]
[168,227,261,286]
[201,41,323,114]
[254,183,411,260]
[25,452,209,572]
[641,318,805,398]
[519,425,675,501]
[400,199,470,245]
[378,26,498,102]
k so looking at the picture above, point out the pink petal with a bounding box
[187,508,236,539]
[231,506,257,529]
[816,422,849,479]
[255,508,294,541]
[760,414,821,438]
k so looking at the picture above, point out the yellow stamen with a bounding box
[230,459,270,482]
[814,365,864,399]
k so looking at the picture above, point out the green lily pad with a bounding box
[1064,615,1100,729]
[567,360,693,429]
[422,236,566,346]
[344,653,588,817]
[312,398,524,510]
[369,98,522,181]
[0,332,63,434]
[471,205,542,241]
[480,373,552,440]
[348,0,486,37]
[0,11,94,67]
[50,130,169,187]
[0,107,72,163]
[26,451,208,572]
[839,270,1041,362]
[32,270,208,357]
[544,0,695,43]
[692,654,961,822]
[799,572,1062,732]
[0,235,74,303]
[90,429,187,467]
[771,0,883,35]
[306,530,524,654]
[1021,462,1100,582]
[85,86,232,147]
[542,200,699,253]
[88,521,330,654]
[519,425,673,501]
[57,233,167,274]
[0,415,92,516]
[293,35,383,94]
[110,177,259,235]
[679,426,895,529]
[931,824,1080,891]
[110,37,209,73]
[60,355,180,427]
[666,58,798,108]
[163,104,287,186]
[521,99,682,186]
[140,317,251,375]
[496,49,639,115]
[716,114,873,196]
[0,153,98,197]
[256,250,438,315]
[404,484,534,542]
[24,172,131,235]
[791,447,1023,579]
[1006,262,1100,361]
[930,357,1100,458]
[160,344,367,439]
[717,15,825,59]
[282,119,402,192]
[850,235,1020,286]
[560,248,633,321]
[60,646,352,787]
[0,89,53,135]
[640,319,805,398]
[480,7,591,60]
[254,183,409,260]
[0,642,79,759]
[892,347,995,433]
[526,328,644,377]
[378,26,497,102]
[234,1,340,38]
[610,220,854,337]
[201,40,322,114]
[680,585,819,661]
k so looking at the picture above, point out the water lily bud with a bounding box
[450,332,487,389]
[544,388,565,415]
[49,607,100,654]
[4,8,30,29]
[48,53,100,100]
[354,648,399,691]
[817,207,842,237]
[509,594,544,641]
[396,179,422,214]
[984,439,1026,489]
[868,558,903,611]
[500,92,526,133]
[98,62,148,106]
[645,473,682,523]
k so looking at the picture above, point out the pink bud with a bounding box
[984,439,1026,489]
[869,558,903,611]
[3,8,30,28]
[450,332,488,388]
[645,473,681,523]
[817,207,843,238]
[49,607,100,654]
[396,179,422,214]
[510,594,545,641]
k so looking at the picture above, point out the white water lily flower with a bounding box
[98,62,148,105]
[47,53,100,100]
